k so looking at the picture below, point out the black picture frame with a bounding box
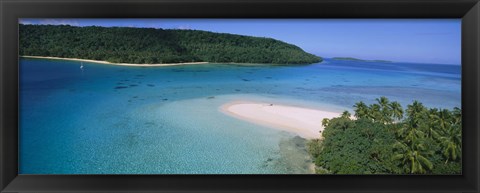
[1,0,479,192]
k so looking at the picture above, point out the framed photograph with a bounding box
[1,0,479,192]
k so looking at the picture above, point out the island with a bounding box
[332,57,392,63]
[219,97,462,175]
[19,24,322,65]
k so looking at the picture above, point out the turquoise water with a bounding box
[19,58,461,174]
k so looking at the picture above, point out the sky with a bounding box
[19,19,461,65]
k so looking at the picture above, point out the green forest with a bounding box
[19,24,322,64]
[308,97,461,174]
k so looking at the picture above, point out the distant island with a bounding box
[332,57,392,63]
[19,24,322,65]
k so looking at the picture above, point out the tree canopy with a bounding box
[19,24,322,64]
[308,97,461,174]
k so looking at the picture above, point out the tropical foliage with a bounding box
[19,24,322,64]
[308,97,462,174]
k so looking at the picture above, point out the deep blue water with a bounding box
[19,58,461,174]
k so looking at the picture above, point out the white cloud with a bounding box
[146,24,164,29]
[38,19,80,26]
[19,19,34,25]
[176,25,191,30]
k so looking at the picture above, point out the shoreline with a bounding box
[21,56,210,67]
[21,56,320,67]
[219,101,342,139]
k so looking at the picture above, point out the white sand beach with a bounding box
[21,56,209,67]
[220,101,342,139]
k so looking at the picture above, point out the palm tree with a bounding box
[397,124,425,145]
[393,140,433,174]
[452,107,461,125]
[321,118,330,128]
[406,100,426,128]
[398,101,426,143]
[389,101,404,122]
[376,96,393,123]
[369,104,382,122]
[439,123,462,163]
[353,101,369,119]
[341,111,351,119]
[376,96,390,109]
[424,108,440,139]
[437,109,452,133]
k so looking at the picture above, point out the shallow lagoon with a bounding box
[19,58,461,174]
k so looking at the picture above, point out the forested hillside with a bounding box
[19,24,322,64]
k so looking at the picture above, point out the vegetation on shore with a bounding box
[308,97,461,174]
[332,57,392,63]
[19,24,322,65]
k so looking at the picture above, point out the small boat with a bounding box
[80,62,84,69]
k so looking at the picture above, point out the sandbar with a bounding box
[220,101,342,139]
